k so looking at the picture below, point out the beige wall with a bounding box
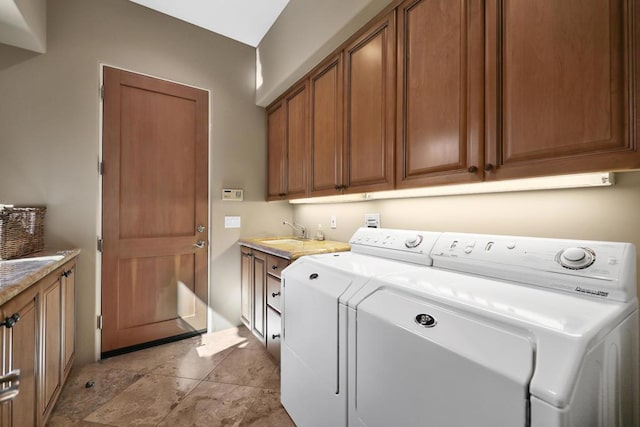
[293,170,640,295]
[0,0,293,364]
[255,0,392,107]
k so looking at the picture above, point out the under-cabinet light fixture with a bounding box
[288,172,615,205]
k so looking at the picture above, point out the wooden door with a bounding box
[397,0,484,188]
[252,250,266,341]
[41,275,61,419]
[344,11,396,193]
[486,0,640,180]
[310,54,344,196]
[267,102,287,200]
[1,287,38,427]
[240,248,252,328]
[61,264,75,380]
[102,66,209,354]
[285,82,309,199]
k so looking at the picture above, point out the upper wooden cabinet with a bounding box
[266,83,309,200]
[266,0,639,200]
[309,54,344,197]
[396,0,484,188]
[485,0,640,180]
[344,11,396,193]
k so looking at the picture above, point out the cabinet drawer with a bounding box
[266,307,281,362]
[266,255,289,279]
[266,275,281,313]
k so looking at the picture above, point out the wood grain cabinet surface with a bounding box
[266,82,310,200]
[485,0,640,179]
[266,0,639,200]
[343,11,396,193]
[0,257,76,427]
[239,247,288,361]
[396,0,484,188]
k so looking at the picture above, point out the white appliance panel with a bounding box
[353,290,533,427]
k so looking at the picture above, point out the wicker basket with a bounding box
[0,207,46,260]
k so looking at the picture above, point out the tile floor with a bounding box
[47,326,296,427]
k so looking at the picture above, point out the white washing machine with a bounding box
[347,232,639,427]
[280,227,442,427]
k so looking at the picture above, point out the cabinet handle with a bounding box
[271,292,281,298]
[62,270,72,278]
[271,265,278,270]
[484,163,494,172]
[1,313,20,329]
[0,369,20,404]
[468,166,478,173]
[271,334,280,340]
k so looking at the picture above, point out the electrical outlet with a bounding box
[330,215,337,229]
[364,213,380,228]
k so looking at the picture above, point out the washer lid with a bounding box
[353,289,533,426]
[349,267,636,408]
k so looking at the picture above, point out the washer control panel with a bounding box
[349,228,442,265]
[431,232,636,302]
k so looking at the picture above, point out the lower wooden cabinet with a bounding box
[0,257,77,427]
[266,307,281,362]
[240,246,288,361]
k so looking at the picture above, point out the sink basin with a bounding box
[260,238,304,245]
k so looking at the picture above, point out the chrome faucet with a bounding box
[283,220,306,239]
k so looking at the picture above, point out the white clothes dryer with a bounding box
[280,227,442,427]
[346,232,639,427]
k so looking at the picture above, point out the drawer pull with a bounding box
[271,334,280,340]
[271,265,278,270]
[0,369,20,403]
[62,270,72,278]
[271,292,281,298]
[1,313,20,329]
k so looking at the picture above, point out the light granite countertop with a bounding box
[239,236,350,260]
[0,248,80,305]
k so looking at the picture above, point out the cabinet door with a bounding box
[310,54,344,196]
[267,101,287,200]
[266,307,281,362]
[285,82,309,198]
[240,248,253,328]
[1,287,38,427]
[41,275,62,419]
[252,251,267,340]
[344,11,396,193]
[397,0,484,188]
[61,265,75,381]
[486,0,640,180]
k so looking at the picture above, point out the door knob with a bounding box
[193,240,206,249]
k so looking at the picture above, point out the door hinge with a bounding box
[97,315,103,330]
[97,238,103,252]
[98,160,104,175]
[100,85,104,100]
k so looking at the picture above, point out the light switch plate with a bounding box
[224,216,241,228]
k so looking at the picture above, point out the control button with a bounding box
[608,258,617,265]
[466,241,476,248]
[450,240,458,249]
[464,247,473,254]
[506,243,516,250]
[405,235,424,248]
[558,247,596,270]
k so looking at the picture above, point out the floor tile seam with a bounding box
[152,376,207,427]
[200,377,280,391]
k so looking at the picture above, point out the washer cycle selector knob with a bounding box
[405,235,424,248]
[558,247,596,270]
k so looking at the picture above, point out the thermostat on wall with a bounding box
[222,188,243,201]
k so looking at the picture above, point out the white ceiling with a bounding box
[129,0,290,47]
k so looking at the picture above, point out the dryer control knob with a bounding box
[559,247,595,270]
[405,235,424,248]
